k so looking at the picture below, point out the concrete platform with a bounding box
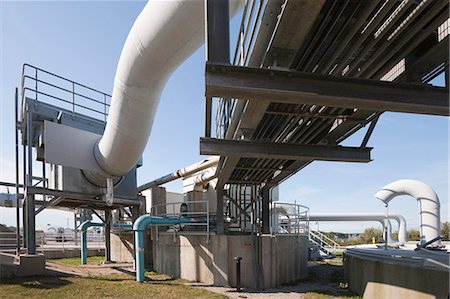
[0,253,46,278]
[344,247,450,298]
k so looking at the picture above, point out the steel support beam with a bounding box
[26,107,36,255]
[35,196,63,215]
[105,210,111,262]
[200,138,372,162]
[261,187,270,234]
[206,63,450,116]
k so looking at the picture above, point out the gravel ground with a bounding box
[190,259,359,299]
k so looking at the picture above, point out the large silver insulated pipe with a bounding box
[375,179,441,246]
[94,0,243,177]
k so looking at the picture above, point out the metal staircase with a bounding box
[309,230,341,258]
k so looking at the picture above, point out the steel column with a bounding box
[261,186,270,234]
[105,210,111,261]
[205,0,230,64]
[15,88,20,254]
[26,106,36,254]
[216,186,224,234]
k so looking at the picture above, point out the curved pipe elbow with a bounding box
[80,220,104,232]
[375,179,440,245]
[95,1,244,176]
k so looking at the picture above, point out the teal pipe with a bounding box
[113,223,132,229]
[133,215,193,282]
[80,220,105,265]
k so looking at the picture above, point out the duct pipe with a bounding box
[192,168,217,185]
[79,220,105,265]
[375,179,441,246]
[308,214,408,244]
[138,157,219,192]
[94,1,243,177]
[133,215,193,282]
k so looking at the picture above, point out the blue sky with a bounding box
[0,1,448,233]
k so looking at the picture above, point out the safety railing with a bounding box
[309,230,341,257]
[0,232,23,252]
[21,63,111,122]
[38,230,104,253]
[271,202,310,236]
[215,0,267,138]
[150,200,210,242]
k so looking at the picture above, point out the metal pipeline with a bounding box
[138,157,219,192]
[308,213,408,244]
[133,215,193,282]
[375,179,441,246]
[94,0,243,178]
[79,220,105,265]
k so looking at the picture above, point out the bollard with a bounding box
[234,256,242,292]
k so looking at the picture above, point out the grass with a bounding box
[49,256,105,266]
[0,274,224,299]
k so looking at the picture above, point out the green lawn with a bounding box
[0,274,224,299]
[49,256,105,266]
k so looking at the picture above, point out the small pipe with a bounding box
[79,220,104,265]
[133,215,193,282]
[235,256,242,292]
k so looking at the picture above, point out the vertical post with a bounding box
[384,204,388,250]
[216,186,224,234]
[234,256,242,291]
[205,97,212,137]
[261,186,270,234]
[105,210,111,262]
[205,0,230,139]
[26,107,36,255]
[15,88,20,255]
[81,230,87,265]
[205,0,230,64]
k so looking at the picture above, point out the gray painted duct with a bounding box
[95,0,243,177]
[375,179,441,246]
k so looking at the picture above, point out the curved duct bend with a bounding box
[94,0,243,178]
[375,179,441,246]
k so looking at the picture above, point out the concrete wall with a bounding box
[111,231,152,267]
[44,248,104,259]
[345,253,450,299]
[152,233,308,289]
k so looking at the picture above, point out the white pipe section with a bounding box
[271,203,297,216]
[375,179,441,246]
[308,213,408,244]
[192,168,217,185]
[95,0,243,177]
[138,157,219,191]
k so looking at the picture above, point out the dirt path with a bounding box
[45,261,134,277]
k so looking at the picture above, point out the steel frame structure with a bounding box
[204,0,450,240]
[15,64,141,256]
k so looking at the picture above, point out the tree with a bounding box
[392,231,398,241]
[358,227,383,244]
[441,222,449,241]
[407,229,420,241]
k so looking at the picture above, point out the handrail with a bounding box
[21,63,111,122]
[271,202,310,236]
[150,200,210,242]
[311,230,341,250]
